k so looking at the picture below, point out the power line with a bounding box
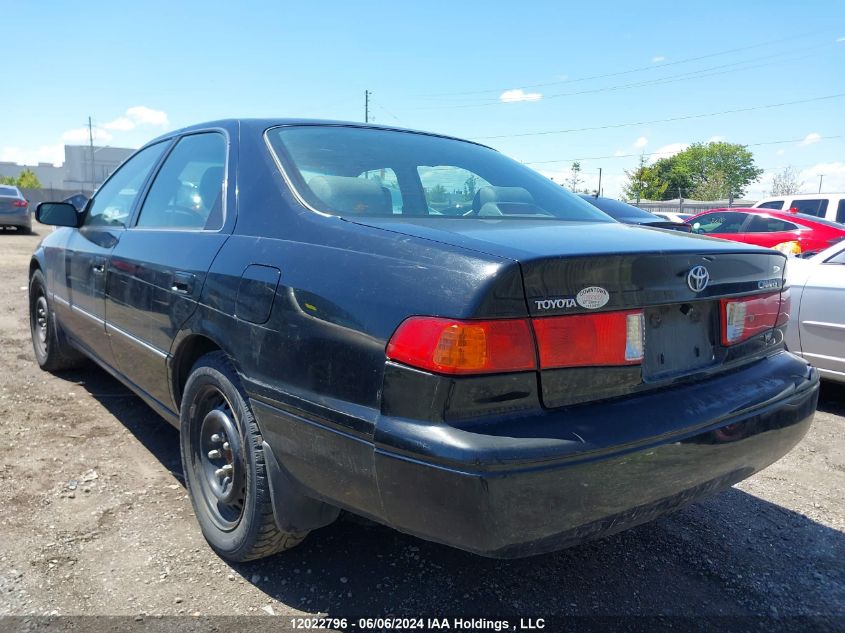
[523,135,844,165]
[409,46,830,110]
[417,28,834,98]
[473,93,845,140]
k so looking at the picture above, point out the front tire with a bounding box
[29,269,85,371]
[180,351,306,562]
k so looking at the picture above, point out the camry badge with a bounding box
[687,266,710,293]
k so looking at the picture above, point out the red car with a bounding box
[686,207,845,255]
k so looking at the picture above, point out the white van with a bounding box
[752,193,845,224]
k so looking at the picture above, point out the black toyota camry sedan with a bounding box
[29,119,818,562]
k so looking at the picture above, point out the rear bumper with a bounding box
[255,351,818,557]
[0,211,31,227]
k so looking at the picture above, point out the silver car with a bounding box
[0,185,32,233]
[786,241,845,383]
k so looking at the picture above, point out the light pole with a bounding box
[818,174,824,194]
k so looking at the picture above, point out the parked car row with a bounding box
[28,119,817,563]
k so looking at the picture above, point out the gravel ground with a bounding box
[0,226,843,624]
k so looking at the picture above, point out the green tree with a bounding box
[426,183,448,203]
[0,168,42,189]
[770,165,803,196]
[463,175,478,201]
[623,142,761,201]
[565,161,583,191]
[16,168,41,189]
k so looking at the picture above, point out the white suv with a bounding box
[752,193,845,224]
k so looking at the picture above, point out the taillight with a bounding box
[720,292,783,346]
[387,310,647,376]
[12,200,27,208]
[386,317,536,374]
[532,310,644,368]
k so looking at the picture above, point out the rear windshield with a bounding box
[265,125,611,222]
[579,195,661,221]
[0,186,19,196]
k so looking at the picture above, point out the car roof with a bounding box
[145,118,496,151]
[757,193,845,200]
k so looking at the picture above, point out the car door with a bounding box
[106,131,231,409]
[797,247,845,379]
[62,142,169,366]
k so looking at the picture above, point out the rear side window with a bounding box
[85,142,168,228]
[789,199,828,217]
[756,200,783,210]
[691,212,748,234]
[136,133,227,230]
[747,216,798,232]
[837,200,845,224]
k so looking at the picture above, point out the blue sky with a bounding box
[3,0,844,198]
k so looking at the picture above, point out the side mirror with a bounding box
[36,202,81,228]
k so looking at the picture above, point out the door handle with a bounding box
[171,271,196,295]
[92,263,105,274]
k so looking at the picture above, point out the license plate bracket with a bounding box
[643,302,717,381]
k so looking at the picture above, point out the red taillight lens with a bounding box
[12,200,27,207]
[720,292,782,346]
[386,317,536,375]
[533,310,644,368]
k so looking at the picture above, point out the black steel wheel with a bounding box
[180,351,307,562]
[28,269,84,371]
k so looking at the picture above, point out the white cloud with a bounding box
[801,132,821,145]
[651,55,665,63]
[102,106,169,132]
[633,136,648,149]
[0,144,64,167]
[652,142,689,158]
[499,89,543,103]
[61,127,113,144]
[125,106,169,127]
[837,36,845,42]
[103,116,136,131]
[708,135,725,143]
[799,162,845,193]
[776,149,785,156]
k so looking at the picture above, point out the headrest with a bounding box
[198,166,224,211]
[308,175,392,215]
[472,186,536,216]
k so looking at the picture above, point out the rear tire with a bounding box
[16,225,32,235]
[29,269,85,371]
[180,351,307,562]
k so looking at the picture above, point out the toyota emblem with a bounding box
[687,265,710,292]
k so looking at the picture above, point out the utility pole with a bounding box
[818,174,824,194]
[364,90,370,123]
[88,116,95,192]
[596,168,602,198]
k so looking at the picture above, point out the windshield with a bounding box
[266,125,612,222]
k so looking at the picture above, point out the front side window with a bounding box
[136,132,227,230]
[85,142,168,228]
[756,200,783,210]
[746,216,798,233]
[691,212,749,234]
[266,125,610,222]
[837,200,845,224]
[789,199,828,217]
